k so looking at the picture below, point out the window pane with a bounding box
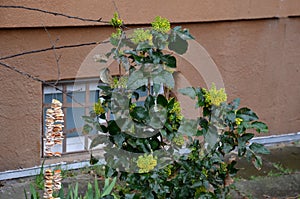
[89,90,100,103]
[65,107,85,138]
[66,91,86,103]
[66,136,85,153]
[44,93,62,104]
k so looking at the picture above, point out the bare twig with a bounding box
[43,26,61,85]
[0,61,85,107]
[111,0,121,19]
[0,5,110,24]
[0,41,109,60]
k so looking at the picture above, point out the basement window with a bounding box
[42,78,101,155]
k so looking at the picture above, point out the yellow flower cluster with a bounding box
[136,154,157,173]
[151,16,171,33]
[94,100,105,115]
[235,118,243,125]
[169,100,183,122]
[172,134,184,146]
[203,83,227,106]
[111,76,128,89]
[110,12,122,28]
[130,29,153,45]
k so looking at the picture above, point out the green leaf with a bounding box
[251,121,268,133]
[94,178,101,198]
[125,193,138,199]
[161,54,176,68]
[98,84,112,94]
[167,97,175,111]
[107,120,121,135]
[90,154,99,165]
[152,31,169,50]
[29,184,38,199]
[173,26,182,31]
[239,133,254,143]
[83,124,93,135]
[102,177,117,197]
[173,26,195,40]
[195,87,205,107]
[236,107,259,122]
[136,41,152,51]
[58,184,65,198]
[97,124,108,133]
[168,35,188,55]
[145,95,155,109]
[252,155,263,170]
[148,104,167,129]
[101,195,115,199]
[157,94,168,107]
[250,143,270,154]
[178,118,198,136]
[74,182,79,199]
[130,106,149,122]
[204,125,219,149]
[127,70,148,90]
[85,183,94,199]
[179,87,196,99]
[153,70,174,89]
[230,98,240,110]
[112,134,125,147]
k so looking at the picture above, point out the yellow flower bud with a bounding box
[235,118,243,125]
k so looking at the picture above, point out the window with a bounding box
[42,78,171,156]
[43,78,100,155]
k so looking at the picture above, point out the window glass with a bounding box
[66,91,86,103]
[44,93,62,104]
[65,107,85,138]
[89,90,100,103]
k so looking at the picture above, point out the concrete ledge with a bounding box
[251,132,300,146]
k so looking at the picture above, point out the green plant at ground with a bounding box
[24,184,40,199]
[267,170,282,177]
[271,163,293,175]
[82,14,270,198]
[33,159,45,190]
[63,177,116,199]
[25,177,116,199]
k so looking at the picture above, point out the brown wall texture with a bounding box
[0,0,299,171]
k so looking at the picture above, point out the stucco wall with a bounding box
[1,0,300,27]
[0,1,299,171]
[0,68,41,171]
